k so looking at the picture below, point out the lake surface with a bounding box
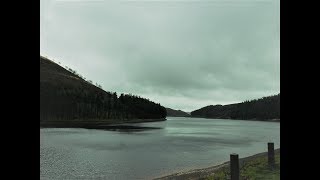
[40,117,280,180]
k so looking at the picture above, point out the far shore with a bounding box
[153,148,280,180]
[169,116,280,122]
[40,118,166,129]
[40,116,279,129]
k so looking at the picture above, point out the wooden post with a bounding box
[230,153,239,180]
[268,142,275,167]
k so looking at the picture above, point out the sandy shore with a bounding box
[153,148,280,180]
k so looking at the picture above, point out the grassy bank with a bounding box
[207,150,280,180]
[154,149,280,180]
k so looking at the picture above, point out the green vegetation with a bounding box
[191,94,280,121]
[40,56,166,125]
[206,151,280,180]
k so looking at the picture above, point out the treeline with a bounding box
[191,94,280,120]
[40,56,166,123]
[119,94,167,119]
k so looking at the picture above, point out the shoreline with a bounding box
[169,116,280,122]
[153,148,280,180]
[40,118,166,129]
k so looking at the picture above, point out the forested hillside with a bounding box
[166,108,190,117]
[40,56,166,126]
[191,94,280,121]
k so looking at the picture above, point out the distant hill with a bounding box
[166,108,190,117]
[191,94,280,121]
[40,56,166,127]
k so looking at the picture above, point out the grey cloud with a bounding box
[41,0,279,112]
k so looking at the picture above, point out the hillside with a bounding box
[191,94,280,121]
[166,108,190,117]
[40,56,166,127]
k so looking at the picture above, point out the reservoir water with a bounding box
[40,117,280,179]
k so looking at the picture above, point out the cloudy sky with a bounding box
[40,0,280,112]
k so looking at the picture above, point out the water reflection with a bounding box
[94,125,162,132]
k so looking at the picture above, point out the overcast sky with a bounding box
[40,0,279,112]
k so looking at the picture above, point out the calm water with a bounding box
[40,117,280,180]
